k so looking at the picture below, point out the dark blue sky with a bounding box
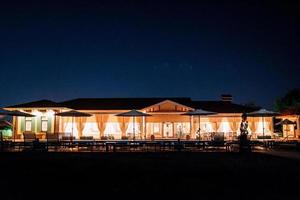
[0,0,299,108]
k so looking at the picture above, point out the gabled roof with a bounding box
[142,99,194,111]
[4,97,260,113]
[191,101,259,113]
[5,100,63,109]
[60,98,193,110]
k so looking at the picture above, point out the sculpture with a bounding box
[239,113,250,152]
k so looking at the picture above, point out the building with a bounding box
[4,96,276,140]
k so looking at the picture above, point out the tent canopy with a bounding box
[0,109,35,117]
[55,110,92,117]
[247,109,279,117]
[182,109,217,116]
[116,109,151,117]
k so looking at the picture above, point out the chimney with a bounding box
[221,94,233,102]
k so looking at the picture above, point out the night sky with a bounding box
[0,0,299,109]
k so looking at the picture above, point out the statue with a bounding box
[239,113,250,152]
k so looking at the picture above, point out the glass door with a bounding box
[163,122,173,138]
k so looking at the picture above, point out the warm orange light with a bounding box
[217,118,232,133]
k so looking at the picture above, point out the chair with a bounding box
[61,136,76,150]
[209,132,225,148]
[23,132,37,151]
[78,136,94,151]
[46,133,60,151]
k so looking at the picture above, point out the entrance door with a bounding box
[163,122,173,138]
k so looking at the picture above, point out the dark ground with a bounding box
[0,152,299,200]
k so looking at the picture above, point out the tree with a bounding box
[274,89,300,112]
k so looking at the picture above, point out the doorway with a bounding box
[163,122,173,138]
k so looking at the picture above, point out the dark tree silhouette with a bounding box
[274,89,300,112]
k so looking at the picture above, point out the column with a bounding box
[297,116,300,139]
[143,116,146,139]
[13,116,17,140]
[271,117,274,138]
[161,122,164,138]
[190,116,195,139]
[121,117,126,139]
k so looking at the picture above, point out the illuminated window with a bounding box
[153,123,160,134]
[146,123,161,137]
[126,123,141,135]
[25,117,32,132]
[41,116,48,132]
[104,123,121,138]
[201,123,215,133]
[217,122,232,133]
[255,121,270,135]
[83,122,100,138]
[64,122,78,138]
[175,123,190,134]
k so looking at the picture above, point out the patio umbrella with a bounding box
[116,109,151,140]
[276,119,296,126]
[0,110,35,141]
[55,110,92,139]
[0,110,35,117]
[247,109,279,140]
[182,109,217,140]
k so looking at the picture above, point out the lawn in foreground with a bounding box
[0,152,299,200]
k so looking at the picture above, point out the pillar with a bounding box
[190,116,195,139]
[296,116,300,139]
[121,117,126,139]
[271,117,274,137]
[142,116,146,140]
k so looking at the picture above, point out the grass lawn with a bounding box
[0,152,299,199]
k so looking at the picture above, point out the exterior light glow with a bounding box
[46,110,55,117]
[32,110,42,117]
[255,119,271,135]
[217,118,232,133]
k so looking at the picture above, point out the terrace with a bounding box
[1,132,299,153]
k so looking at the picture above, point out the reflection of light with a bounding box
[82,122,100,138]
[64,122,78,138]
[217,118,232,133]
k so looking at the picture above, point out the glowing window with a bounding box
[25,117,32,132]
[153,123,160,134]
[82,122,100,138]
[126,123,140,135]
[64,122,78,138]
[41,116,48,132]
[104,123,121,135]
[175,123,190,134]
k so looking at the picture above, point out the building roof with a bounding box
[191,101,259,113]
[4,97,259,113]
[60,98,193,110]
[5,100,63,109]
